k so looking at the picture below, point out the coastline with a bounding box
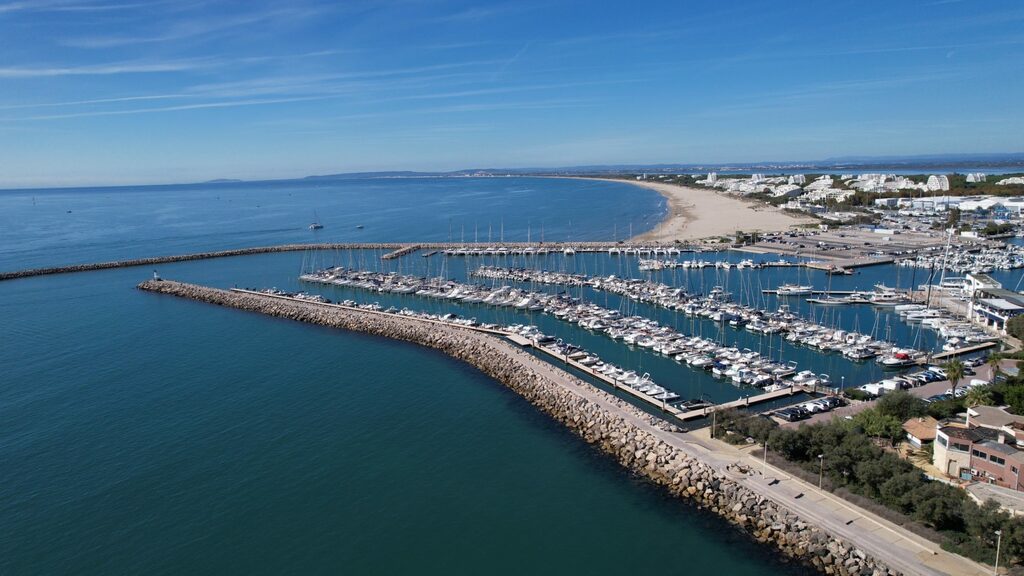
[137,279,991,576]
[570,177,815,242]
[138,279,895,575]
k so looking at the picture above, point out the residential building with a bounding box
[903,416,939,448]
[927,175,951,192]
[771,184,803,198]
[934,416,1024,490]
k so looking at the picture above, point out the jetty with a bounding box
[381,244,422,260]
[137,278,979,576]
[929,341,998,362]
[0,241,713,282]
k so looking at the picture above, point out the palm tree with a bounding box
[964,386,994,409]
[944,359,965,397]
[987,353,1002,380]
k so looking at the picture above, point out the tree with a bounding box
[772,428,810,461]
[912,482,966,531]
[964,386,994,410]
[946,207,961,229]
[853,409,904,441]
[927,397,966,420]
[1008,316,1024,341]
[875,390,927,421]
[1006,385,1024,415]
[944,359,966,397]
[988,354,1002,379]
[879,472,924,514]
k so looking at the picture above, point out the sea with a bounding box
[4,175,1017,575]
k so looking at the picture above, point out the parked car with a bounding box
[820,396,844,409]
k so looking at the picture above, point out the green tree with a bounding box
[879,472,924,514]
[875,390,927,421]
[1006,386,1024,415]
[912,482,966,531]
[988,353,1002,379]
[946,207,961,229]
[853,409,904,441]
[944,360,966,397]
[927,397,966,420]
[772,428,810,461]
[1008,316,1024,341]
[964,386,994,409]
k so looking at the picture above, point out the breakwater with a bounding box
[138,278,901,575]
[381,244,422,260]
[0,241,688,282]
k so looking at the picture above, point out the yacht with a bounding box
[776,283,814,296]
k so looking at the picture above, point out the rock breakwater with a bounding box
[138,278,899,576]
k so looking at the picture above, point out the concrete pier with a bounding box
[381,244,422,260]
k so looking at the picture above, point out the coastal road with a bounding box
[513,341,990,576]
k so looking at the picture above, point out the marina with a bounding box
[233,287,821,422]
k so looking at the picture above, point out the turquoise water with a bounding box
[1,179,816,575]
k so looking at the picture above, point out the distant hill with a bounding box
[203,154,1024,185]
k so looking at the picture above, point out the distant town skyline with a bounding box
[1,0,1023,187]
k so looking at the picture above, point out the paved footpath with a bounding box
[512,338,991,576]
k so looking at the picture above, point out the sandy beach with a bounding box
[578,177,815,242]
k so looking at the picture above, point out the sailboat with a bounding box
[309,210,324,230]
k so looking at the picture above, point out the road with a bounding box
[511,336,991,576]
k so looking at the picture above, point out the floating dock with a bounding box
[507,334,816,421]
[929,341,998,362]
[232,287,816,422]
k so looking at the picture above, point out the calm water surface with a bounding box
[1,178,820,575]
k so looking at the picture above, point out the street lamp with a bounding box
[818,454,825,489]
[763,432,771,477]
[994,530,1002,575]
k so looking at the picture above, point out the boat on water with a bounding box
[776,283,814,296]
[878,350,920,370]
[807,296,847,305]
[309,210,324,230]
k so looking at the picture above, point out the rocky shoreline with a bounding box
[138,279,899,576]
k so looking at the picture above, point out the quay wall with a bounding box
[138,278,898,576]
[0,241,690,282]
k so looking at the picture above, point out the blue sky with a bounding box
[1,0,1022,187]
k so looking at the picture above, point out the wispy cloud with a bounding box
[5,94,347,121]
[0,93,187,110]
[62,5,323,48]
[0,59,210,77]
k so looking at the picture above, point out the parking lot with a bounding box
[775,358,998,428]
